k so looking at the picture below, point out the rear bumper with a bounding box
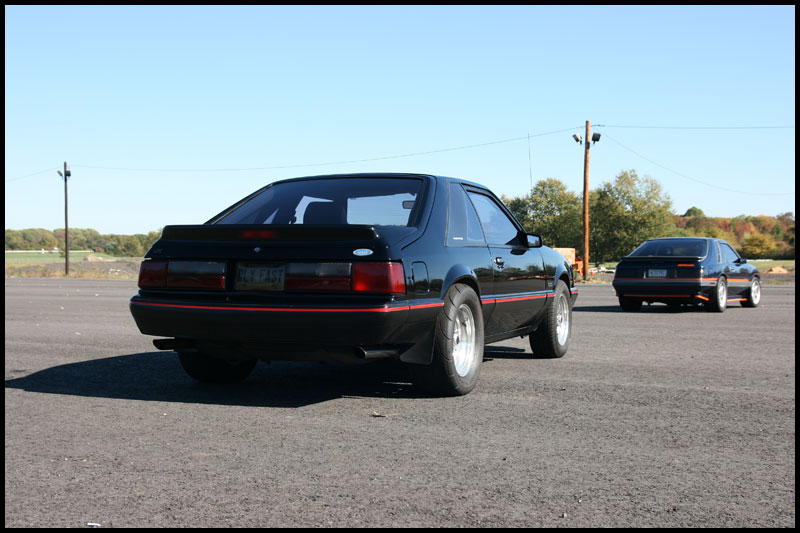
[612,279,715,303]
[129,295,442,363]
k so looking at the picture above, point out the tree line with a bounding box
[502,170,795,263]
[4,227,161,257]
[5,170,796,262]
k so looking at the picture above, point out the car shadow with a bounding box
[4,351,425,408]
[483,345,530,360]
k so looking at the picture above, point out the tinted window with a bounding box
[467,192,520,246]
[215,178,421,226]
[719,242,740,263]
[447,183,486,246]
[628,239,708,257]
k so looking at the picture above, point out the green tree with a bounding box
[503,178,583,249]
[116,235,144,257]
[590,170,675,262]
[20,228,57,250]
[682,206,705,217]
[5,229,23,250]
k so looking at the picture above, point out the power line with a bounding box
[5,167,59,183]
[596,124,794,130]
[5,123,794,182]
[65,127,581,174]
[600,132,792,196]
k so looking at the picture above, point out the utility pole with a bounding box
[582,121,591,282]
[57,162,71,275]
[573,121,601,281]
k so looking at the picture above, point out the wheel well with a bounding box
[449,276,480,299]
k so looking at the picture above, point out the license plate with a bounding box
[648,269,668,278]
[236,263,285,291]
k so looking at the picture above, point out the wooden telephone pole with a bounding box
[58,162,71,275]
[582,121,591,281]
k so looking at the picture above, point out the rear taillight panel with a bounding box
[139,259,406,295]
[138,260,168,288]
[352,262,405,295]
[138,260,226,290]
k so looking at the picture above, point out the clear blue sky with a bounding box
[5,5,795,235]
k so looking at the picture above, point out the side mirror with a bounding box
[737,257,747,264]
[527,234,542,248]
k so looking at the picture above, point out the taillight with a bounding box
[352,263,405,294]
[138,260,168,288]
[138,260,226,290]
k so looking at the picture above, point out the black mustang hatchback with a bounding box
[130,173,578,396]
[612,237,761,312]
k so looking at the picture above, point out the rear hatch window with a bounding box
[628,239,708,258]
[214,177,423,227]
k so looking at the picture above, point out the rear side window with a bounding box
[467,192,520,246]
[719,242,740,263]
[447,183,486,246]
[215,178,422,226]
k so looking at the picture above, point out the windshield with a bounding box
[214,177,423,227]
[628,239,708,257]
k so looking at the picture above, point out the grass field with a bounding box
[5,251,117,263]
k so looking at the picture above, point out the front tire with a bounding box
[411,284,484,396]
[741,277,762,308]
[178,351,257,383]
[530,280,572,358]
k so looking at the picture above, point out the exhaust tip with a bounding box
[354,346,400,360]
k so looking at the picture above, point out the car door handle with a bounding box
[494,256,505,269]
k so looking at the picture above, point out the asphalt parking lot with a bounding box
[4,278,795,527]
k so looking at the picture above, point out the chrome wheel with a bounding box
[717,278,727,305]
[743,278,762,308]
[530,280,571,358]
[708,276,728,312]
[452,303,477,377]
[750,279,761,305]
[555,293,570,346]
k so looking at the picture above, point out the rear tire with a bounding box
[707,276,728,313]
[741,278,761,308]
[178,351,257,383]
[411,284,484,396]
[618,297,642,312]
[530,280,572,358]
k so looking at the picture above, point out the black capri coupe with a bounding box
[129,173,578,396]
[612,237,762,312]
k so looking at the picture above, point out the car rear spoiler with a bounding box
[159,224,378,243]
[618,255,705,263]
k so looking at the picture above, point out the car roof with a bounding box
[268,173,490,191]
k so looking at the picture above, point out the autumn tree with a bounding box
[740,233,778,258]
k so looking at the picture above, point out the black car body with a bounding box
[129,173,578,395]
[612,237,762,312]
